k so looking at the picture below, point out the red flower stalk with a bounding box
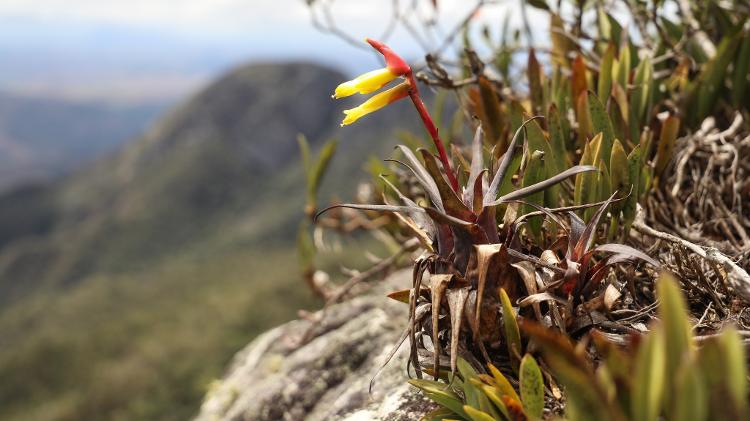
[332,38,459,193]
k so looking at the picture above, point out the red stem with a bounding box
[406,73,460,193]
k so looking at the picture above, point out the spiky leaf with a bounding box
[409,379,468,419]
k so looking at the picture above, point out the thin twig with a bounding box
[325,237,420,305]
[633,205,750,303]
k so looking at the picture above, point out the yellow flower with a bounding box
[333,39,414,126]
[341,82,410,126]
[333,68,399,99]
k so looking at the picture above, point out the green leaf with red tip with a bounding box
[489,363,521,403]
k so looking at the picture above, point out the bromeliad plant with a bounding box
[306,0,750,418]
[320,39,659,382]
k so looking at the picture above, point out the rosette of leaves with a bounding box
[523,272,748,421]
[318,120,658,380]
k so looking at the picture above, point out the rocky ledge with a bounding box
[195,270,433,420]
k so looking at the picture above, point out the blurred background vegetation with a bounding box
[2,0,747,420]
[0,1,464,419]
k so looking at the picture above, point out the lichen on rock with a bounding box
[195,269,433,420]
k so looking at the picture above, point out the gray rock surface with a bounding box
[195,269,434,421]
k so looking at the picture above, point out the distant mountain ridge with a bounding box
[0,91,166,191]
[0,61,424,420]
[0,63,344,295]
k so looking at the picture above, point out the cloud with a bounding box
[0,1,537,39]
[0,0,312,32]
[0,0,549,90]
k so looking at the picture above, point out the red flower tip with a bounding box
[366,38,411,76]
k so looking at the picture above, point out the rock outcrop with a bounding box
[196,270,434,421]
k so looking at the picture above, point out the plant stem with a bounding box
[607,215,619,242]
[406,73,460,193]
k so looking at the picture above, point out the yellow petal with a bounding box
[333,68,398,99]
[341,82,409,126]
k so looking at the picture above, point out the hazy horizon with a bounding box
[0,0,547,189]
[0,1,544,104]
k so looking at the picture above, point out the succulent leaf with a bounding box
[519,355,544,420]
[500,288,522,372]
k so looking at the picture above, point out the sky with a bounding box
[0,0,545,102]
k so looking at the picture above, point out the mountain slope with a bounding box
[0,62,422,420]
[0,92,165,191]
[0,63,341,297]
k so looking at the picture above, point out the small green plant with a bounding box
[523,272,748,421]
[410,354,545,421]
[411,272,749,421]
[297,134,337,219]
[297,135,337,297]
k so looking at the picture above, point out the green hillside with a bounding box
[0,62,421,420]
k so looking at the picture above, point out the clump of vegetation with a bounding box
[525,272,748,421]
[410,354,545,421]
[411,273,748,420]
[305,0,750,418]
